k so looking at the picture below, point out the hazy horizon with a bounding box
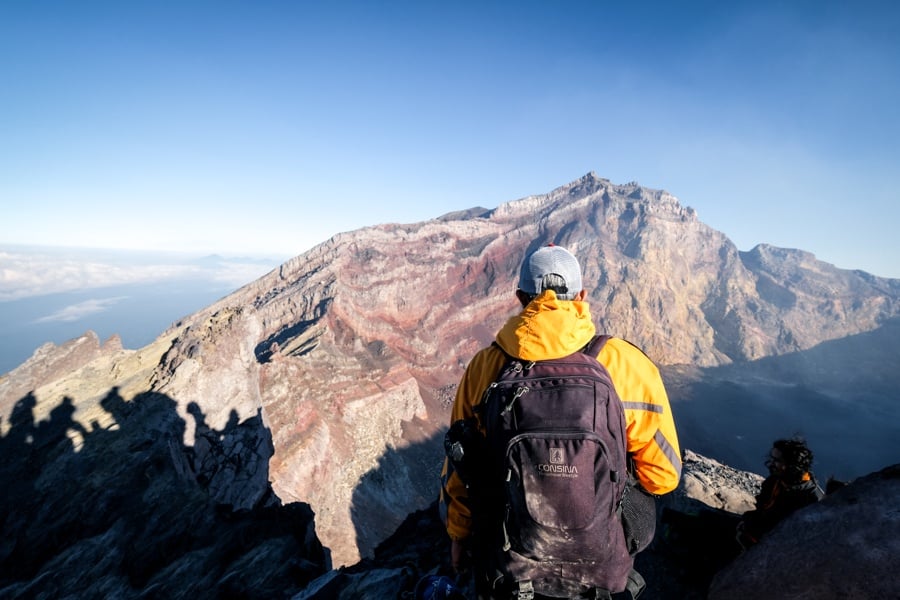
[0,246,283,374]
[3,2,899,278]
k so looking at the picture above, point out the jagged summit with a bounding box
[492,172,696,226]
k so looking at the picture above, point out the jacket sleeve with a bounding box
[600,338,682,495]
[439,347,505,540]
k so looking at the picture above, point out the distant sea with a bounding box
[0,279,237,375]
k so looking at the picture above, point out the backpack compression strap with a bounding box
[511,579,613,599]
[513,580,534,599]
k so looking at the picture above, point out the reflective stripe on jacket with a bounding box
[440,290,682,541]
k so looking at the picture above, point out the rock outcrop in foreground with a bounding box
[709,463,900,599]
[0,387,329,599]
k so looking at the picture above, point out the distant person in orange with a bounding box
[738,437,825,547]
[657,437,826,590]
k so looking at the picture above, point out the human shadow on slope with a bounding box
[349,428,445,559]
[306,428,450,598]
[665,316,900,482]
[0,387,329,598]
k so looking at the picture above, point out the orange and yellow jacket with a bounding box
[440,291,682,541]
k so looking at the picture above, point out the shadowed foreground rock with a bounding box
[709,464,900,599]
[0,389,329,599]
[1,384,896,599]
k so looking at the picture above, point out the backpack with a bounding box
[473,334,632,597]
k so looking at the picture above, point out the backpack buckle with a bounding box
[513,580,534,600]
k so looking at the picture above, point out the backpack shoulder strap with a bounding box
[585,335,658,362]
[581,334,613,359]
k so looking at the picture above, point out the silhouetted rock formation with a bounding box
[0,389,329,598]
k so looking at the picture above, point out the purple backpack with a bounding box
[476,335,632,596]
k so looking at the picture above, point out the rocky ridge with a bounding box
[0,386,329,599]
[2,172,899,578]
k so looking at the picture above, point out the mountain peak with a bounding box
[2,173,899,594]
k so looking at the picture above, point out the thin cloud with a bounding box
[209,260,279,289]
[33,297,128,323]
[0,247,282,301]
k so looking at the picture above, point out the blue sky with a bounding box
[2,1,899,278]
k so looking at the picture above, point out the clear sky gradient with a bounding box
[3,1,899,278]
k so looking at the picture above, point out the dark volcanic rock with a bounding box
[0,389,329,598]
[709,464,900,599]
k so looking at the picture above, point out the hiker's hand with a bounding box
[451,539,465,572]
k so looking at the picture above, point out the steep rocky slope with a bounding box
[2,172,899,572]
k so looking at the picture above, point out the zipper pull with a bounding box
[477,382,498,410]
[502,386,529,414]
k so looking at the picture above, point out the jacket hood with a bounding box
[495,290,596,361]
